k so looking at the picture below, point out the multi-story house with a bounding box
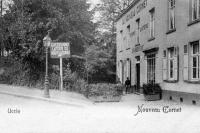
[116,0,200,105]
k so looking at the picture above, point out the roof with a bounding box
[116,0,140,22]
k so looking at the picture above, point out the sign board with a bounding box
[50,42,70,58]
[122,0,147,25]
[132,45,144,53]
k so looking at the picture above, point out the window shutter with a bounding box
[122,61,125,84]
[124,60,127,82]
[199,0,200,18]
[129,60,132,80]
[174,47,179,81]
[144,56,147,83]
[189,0,192,22]
[183,45,189,81]
[199,40,200,79]
[119,61,122,83]
[162,50,168,80]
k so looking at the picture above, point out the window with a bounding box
[184,42,200,82]
[168,0,175,30]
[127,25,130,49]
[191,41,200,80]
[163,50,167,57]
[136,56,140,62]
[168,48,175,80]
[184,45,188,53]
[127,25,130,32]
[162,47,178,81]
[136,19,140,44]
[147,53,156,84]
[150,8,155,38]
[192,0,200,21]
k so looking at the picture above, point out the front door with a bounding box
[136,63,140,91]
[122,62,124,84]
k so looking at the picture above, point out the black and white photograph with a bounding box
[0,0,200,132]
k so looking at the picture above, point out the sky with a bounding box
[88,0,101,22]
[89,0,100,5]
[88,0,101,9]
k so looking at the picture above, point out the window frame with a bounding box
[191,0,200,21]
[127,25,130,32]
[119,30,123,52]
[163,46,179,82]
[127,25,131,49]
[136,18,140,45]
[147,53,156,84]
[149,8,155,38]
[168,47,175,80]
[168,0,175,30]
[191,41,200,81]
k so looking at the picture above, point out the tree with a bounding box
[1,0,95,86]
[95,0,132,32]
[84,0,133,83]
[86,0,129,83]
[84,44,116,83]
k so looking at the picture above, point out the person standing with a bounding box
[125,77,131,94]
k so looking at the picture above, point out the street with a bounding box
[1,0,200,133]
[0,93,200,133]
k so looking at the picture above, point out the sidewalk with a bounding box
[0,84,93,107]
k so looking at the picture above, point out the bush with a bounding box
[73,79,88,93]
[0,58,88,92]
[49,72,60,90]
[48,66,88,93]
[0,57,45,88]
[143,83,162,95]
[85,83,124,97]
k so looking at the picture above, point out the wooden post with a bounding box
[60,56,63,91]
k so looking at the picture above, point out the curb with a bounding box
[0,91,84,108]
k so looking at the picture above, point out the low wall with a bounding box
[162,90,200,106]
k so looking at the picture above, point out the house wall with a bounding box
[116,0,200,104]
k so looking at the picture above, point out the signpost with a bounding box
[50,42,70,58]
[59,55,63,91]
[50,42,70,91]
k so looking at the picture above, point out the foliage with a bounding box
[0,0,129,88]
[85,83,124,97]
[94,0,132,42]
[0,57,44,87]
[85,45,109,74]
[73,79,88,94]
[66,57,86,79]
[142,83,162,95]
[84,44,116,83]
[84,0,132,83]
[63,63,79,91]
[0,0,95,87]
[94,0,130,32]
[49,70,60,90]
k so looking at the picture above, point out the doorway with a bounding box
[136,63,140,92]
[121,62,124,84]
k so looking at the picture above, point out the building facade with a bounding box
[116,0,200,104]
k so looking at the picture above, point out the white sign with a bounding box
[50,42,70,58]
